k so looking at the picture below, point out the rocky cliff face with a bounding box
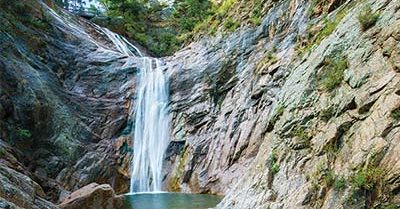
[1,0,400,208]
[163,0,400,208]
[0,1,141,207]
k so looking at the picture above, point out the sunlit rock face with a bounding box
[163,0,400,208]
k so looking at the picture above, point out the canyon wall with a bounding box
[165,0,400,208]
[0,0,399,208]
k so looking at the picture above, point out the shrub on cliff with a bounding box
[358,5,380,31]
[318,51,348,91]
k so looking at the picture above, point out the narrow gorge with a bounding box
[0,0,400,209]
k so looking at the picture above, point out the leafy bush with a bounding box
[358,5,380,31]
[351,167,383,190]
[250,16,262,26]
[271,163,280,174]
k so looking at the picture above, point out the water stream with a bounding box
[100,29,170,193]
[130,57,170,192]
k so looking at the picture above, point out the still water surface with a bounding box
[124,192,223,209]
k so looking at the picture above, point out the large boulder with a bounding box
[59,183,124,209]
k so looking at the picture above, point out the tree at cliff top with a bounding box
[97,0,213,56]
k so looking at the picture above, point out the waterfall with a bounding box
[130,58,170,193]
[100,28,142,57]
[101,28,170,193]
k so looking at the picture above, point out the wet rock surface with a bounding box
[0,1,137,207]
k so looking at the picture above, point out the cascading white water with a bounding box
[130,58,170,193]
[100,27,170,193]
[100,27,142,57]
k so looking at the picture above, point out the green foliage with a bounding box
[358,5,380,31]
[147,29,180,57]
[210,20,219,35]
[333,176,346,191]
[297,6,349,55]
[2,0,50,30]
[271,163,280,174]
[390,108,400,121]
[172,0,213,33]
[100,0,213,56]
[290,126,311,142]
[318,51,348,91]
[216,0,236,17]
[250,0,263,26]
[311,164,346,191]
[224,17,240,31]
[250,16,262,26]
[322,168,335,187]
[351,167,383,191]
[314,19,337,46]
[17,128,32,138]
[269,149,280,174]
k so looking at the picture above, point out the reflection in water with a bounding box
[125,193,223,209]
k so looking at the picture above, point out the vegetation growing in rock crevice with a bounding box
[290,126,311,145]
[250,0,263,26]
[358,5,380,31]
[297,2,351,55]
[390,107,400,121]
[267,148,280,185]
[17,128,32,139]
[224,17,240,31]
[348,167,383,206]
[317,50,348,91]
